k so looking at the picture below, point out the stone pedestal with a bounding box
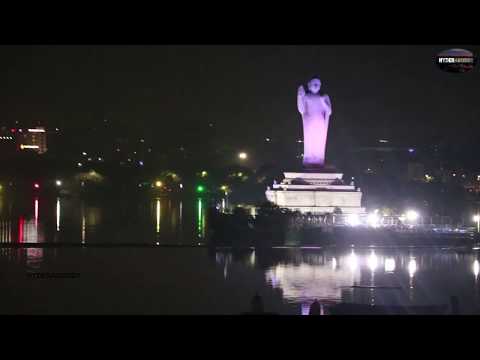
[265,172,365,214]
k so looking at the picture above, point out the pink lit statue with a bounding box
[297,78,332,168]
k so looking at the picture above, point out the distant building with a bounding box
[464,181,480,194]
[16,127,48,154]
[0,127,16,156]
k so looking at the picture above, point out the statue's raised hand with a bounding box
[297,85,306,114]
[298,85,306,96]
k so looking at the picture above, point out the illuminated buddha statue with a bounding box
[297,78,332,168]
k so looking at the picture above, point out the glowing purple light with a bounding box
[301,303,310,315]
[408,148,415,153]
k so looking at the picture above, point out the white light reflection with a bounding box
[346,214,361,227]
[156,199,161,233]
[34,198,39,227]
[332,257,337,270]
[367,251,378,272]
[250,251,256,267]
[473,260,479,279]
[23,219,40,243]
[385,258,396,273]
[81,207,86,243]
[0,220,12,243]
[406,210,419,222]
[197,198,205,238]
[265,260,360,302]
[26,248,44,269]
[275,265,285,279]
[179,201,183,225]
[367,212,380,228]
[348,251,358,272]
[408,258,417,278]
[56,198,61,231]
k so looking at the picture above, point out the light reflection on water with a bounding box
[0,242,477,313]
[81,203,86,243]
[156,199,161,234]
[0,220,12,243]
[385,258,396,272]
[26,248,44,269]
[1,195,480,314]
[56,198,60,231]
[0,196,207,246]
[0,195,210,273]
[215,247,480,314]
[265,253,360,303]
[197,197,205,239]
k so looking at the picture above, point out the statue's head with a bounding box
[307,78,321,94]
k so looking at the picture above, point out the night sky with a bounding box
[1,45,479,154]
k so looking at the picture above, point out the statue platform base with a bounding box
[265,171,365,215]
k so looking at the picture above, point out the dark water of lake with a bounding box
[0,195,479,314]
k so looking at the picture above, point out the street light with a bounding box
[238,152,248,160]
[55,180,62,187]
[155,181,163,188]
[473,214,480,233]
